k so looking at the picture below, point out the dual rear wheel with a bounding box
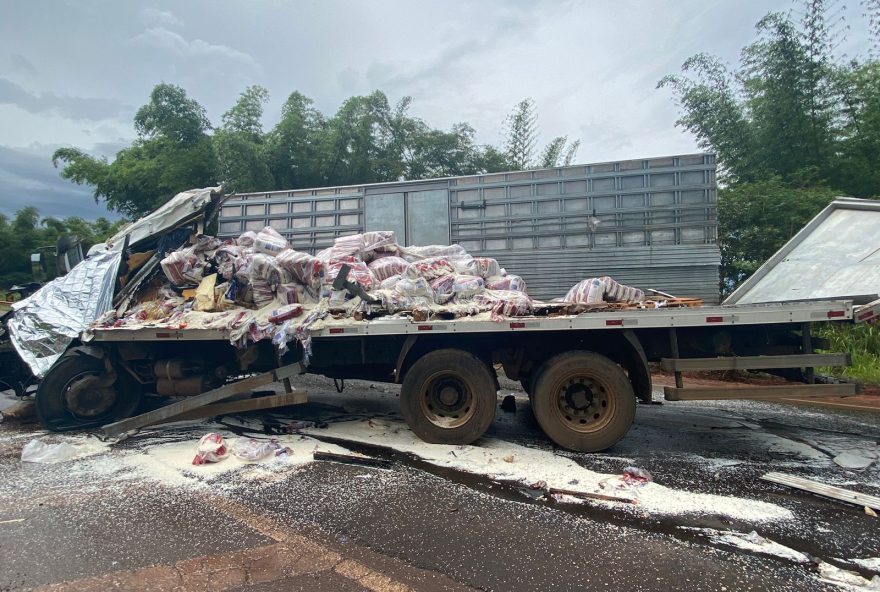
[400,349,635,452]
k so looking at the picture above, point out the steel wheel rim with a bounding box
[549,373,615,434]
[62,370,117,419]
[419,371,477,429]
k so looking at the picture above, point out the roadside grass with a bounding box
[816,322,880,385]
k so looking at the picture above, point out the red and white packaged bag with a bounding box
[237,231,257,247]
[403,257,455,280]
[564,278,607,304]
[399,244,469,262]
[475,290,532,319]
[276,249,323,286]
[600,276,645,303]
[192,433,229,465]
[486,274,527,293]
[323,258,374,290]
[430,275,456,304]
[452,275,485,298]
[253,226,289,256]
[362,231,397,256]
[160,249,195,286]
[379,274,403,290]
[369,256,409,281]
[394,277,433,300]
[269,303,304,324]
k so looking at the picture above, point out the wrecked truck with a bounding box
[2,186,876,453]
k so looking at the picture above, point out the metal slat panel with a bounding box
[218,154,720,301]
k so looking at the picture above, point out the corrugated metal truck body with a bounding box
[218,153,720,303]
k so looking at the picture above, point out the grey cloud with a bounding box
[139,7,182,28]
[0,78,131,121]
[9,53,37,76]
[130,27,263,77]
[0,145,120,221]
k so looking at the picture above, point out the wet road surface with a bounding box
[1,375,878,591]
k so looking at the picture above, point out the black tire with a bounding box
[36,351,142,431]
[531,351,635,452]
[401,349,497,445]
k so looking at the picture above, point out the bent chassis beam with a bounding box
[100,364,301,439]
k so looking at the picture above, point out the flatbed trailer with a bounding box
[50,297,862,452]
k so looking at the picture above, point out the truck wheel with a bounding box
[531,351,635,452]
[36,352,142,431]
[401,349,496,445]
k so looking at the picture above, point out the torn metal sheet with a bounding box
[91,186,223,254]
[8,249,122,377]
[725,198,880,305]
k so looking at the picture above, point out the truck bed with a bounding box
[88,299,853,343]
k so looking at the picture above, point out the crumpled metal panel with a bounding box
[8,249,122,377]
[92,186,222,254]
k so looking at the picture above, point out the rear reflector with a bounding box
[329,328,344,334]
[418,325,432,331]
[706,316,723,323]
[605,319,623,326]
[827,310,846,318]
[510,322,525,329]
[155,332,170,338]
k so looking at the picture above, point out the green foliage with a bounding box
[817,322,880,384]
[502,98,580,170]
[214,85,272,193]
[133,83,212,144]
[0,209,125,289]
[661,1,880,292]
[53,83,216,218]
[53,80,578,218]
[660,2,879,197]
[718,178,838,292]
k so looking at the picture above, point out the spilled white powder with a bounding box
[302,418,794,522]
[683,527,811,563]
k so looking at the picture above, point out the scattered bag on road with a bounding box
[621,466,653,487]
[192,433,229,465]
[21,438,89,464]
[231,438,277,462]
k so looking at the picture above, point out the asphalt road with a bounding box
[1,375,879,591]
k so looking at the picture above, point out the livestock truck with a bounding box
[3,160,877,452]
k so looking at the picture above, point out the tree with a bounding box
[659,1,880,291]
[503,99,538,169]
[53,83,217,217]
[214,85,273,193]
[503,99,581,170]
[539,136,581,168]
[266,91,327,189]
[0,208,125,289]
[659,3,877,195]
[718,178,837,293]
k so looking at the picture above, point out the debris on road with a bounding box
[20,437,105,464]
[231,437,281,462]
[547,487,637,504]
[499,395,516,413]
[833,450,877,470]
[312,450,392,469]
[762,472,880,512]
[302,419,794,521]
[0,399,35,422]
[685,528,812,564]
[622,466,653,487]
[817,561,880,590]
[192,433,229,465]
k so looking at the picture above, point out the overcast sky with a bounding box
[0,0,871,221]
